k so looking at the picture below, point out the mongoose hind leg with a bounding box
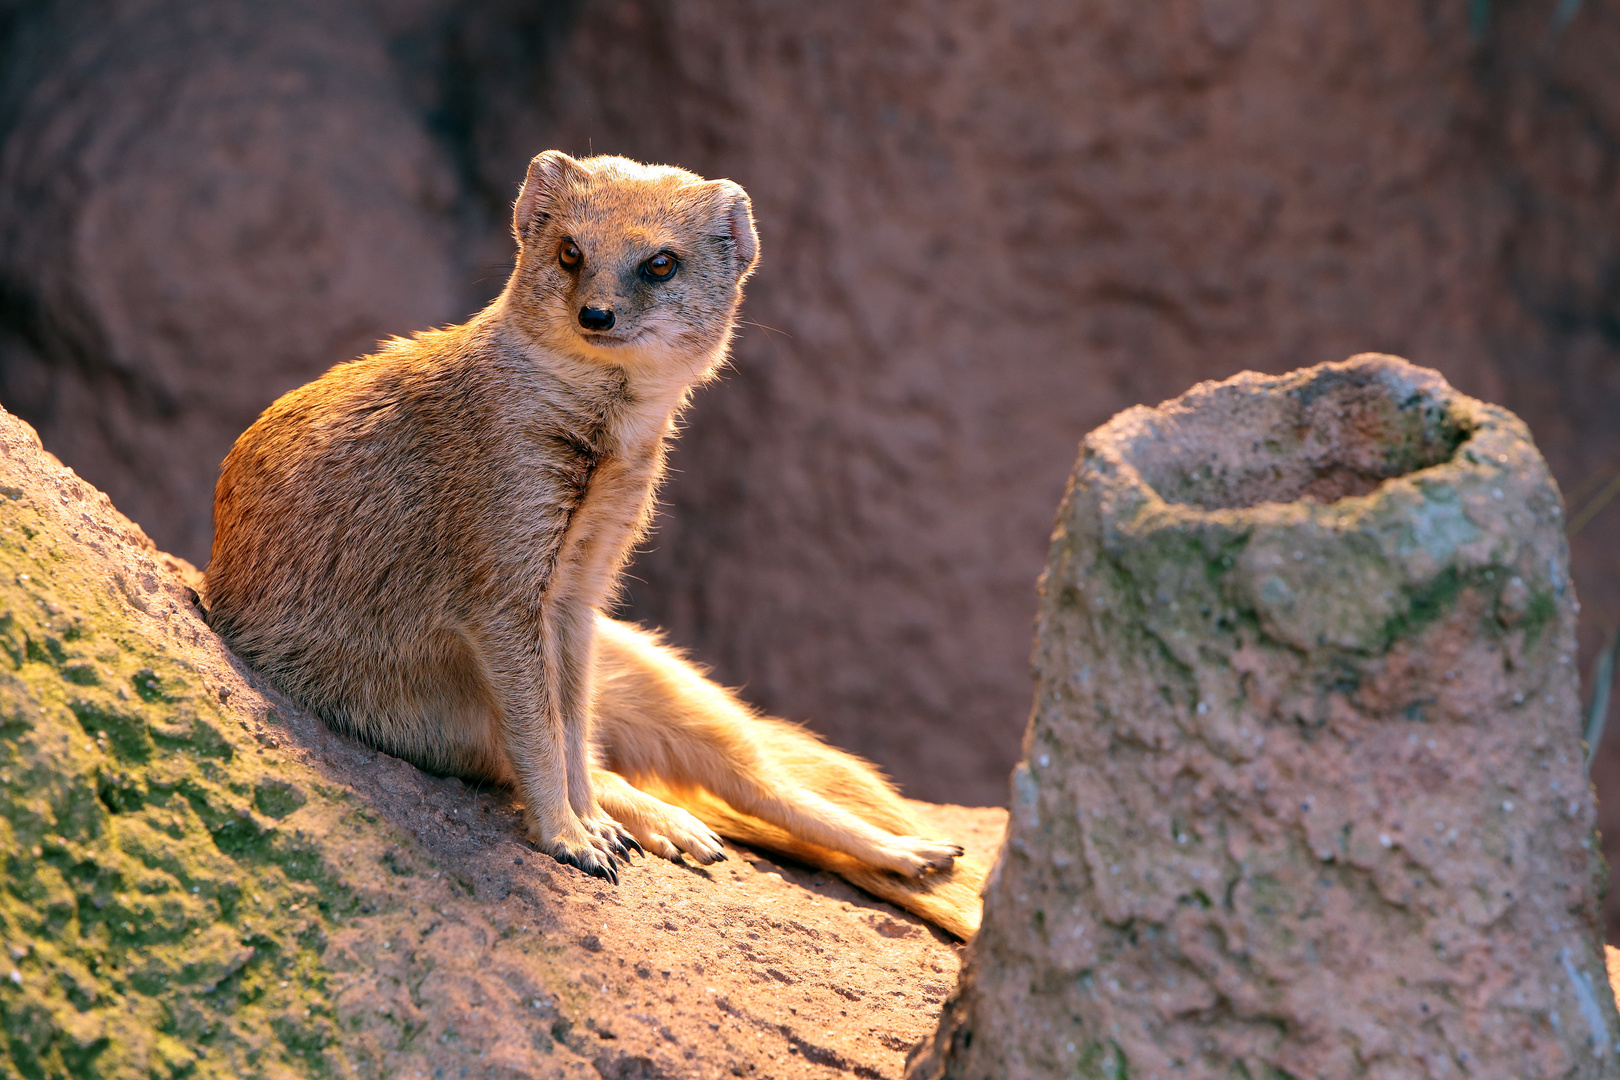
[592,618,963,878]
[727,776,963,877]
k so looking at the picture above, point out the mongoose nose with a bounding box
[578,306,615,331]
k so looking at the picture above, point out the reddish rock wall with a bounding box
[1,0,1617,870]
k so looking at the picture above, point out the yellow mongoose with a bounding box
[204,152,983,935]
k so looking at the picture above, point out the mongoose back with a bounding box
[205,151,973,913]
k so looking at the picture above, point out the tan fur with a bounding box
[593,618,985,938]
[204,151,979,933]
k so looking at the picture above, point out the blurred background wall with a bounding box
[1,0,1617,918]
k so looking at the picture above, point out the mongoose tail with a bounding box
[593,617,985,939]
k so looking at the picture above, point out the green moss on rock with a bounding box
[0,498,347,1078]
[0,429,449,1079]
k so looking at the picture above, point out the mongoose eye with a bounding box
[558,239,582,269]
[640,252,678,282]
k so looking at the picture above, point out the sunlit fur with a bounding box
[594,619,985,938]
[204,152,978,931]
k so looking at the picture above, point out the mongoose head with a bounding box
[505,151,760,384]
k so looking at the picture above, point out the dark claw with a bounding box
[611,825,641,856]
[554,848,619,885]
[621,834,645,857]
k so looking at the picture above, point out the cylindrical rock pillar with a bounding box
[911,355,1616,1079]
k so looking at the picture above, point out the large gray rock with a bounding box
[911,356,1615,1078]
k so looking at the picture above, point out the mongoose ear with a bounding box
[513,150,586,241]
[707,180,759,282]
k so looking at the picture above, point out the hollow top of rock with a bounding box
[1100,354,1483,511]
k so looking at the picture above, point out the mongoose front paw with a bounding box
[583,815,641,861]
[534,824,622,884]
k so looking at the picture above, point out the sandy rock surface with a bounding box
[0,404,1005,1078]
[915,357,1615,1079]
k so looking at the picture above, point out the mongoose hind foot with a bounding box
[877,837,967,878]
